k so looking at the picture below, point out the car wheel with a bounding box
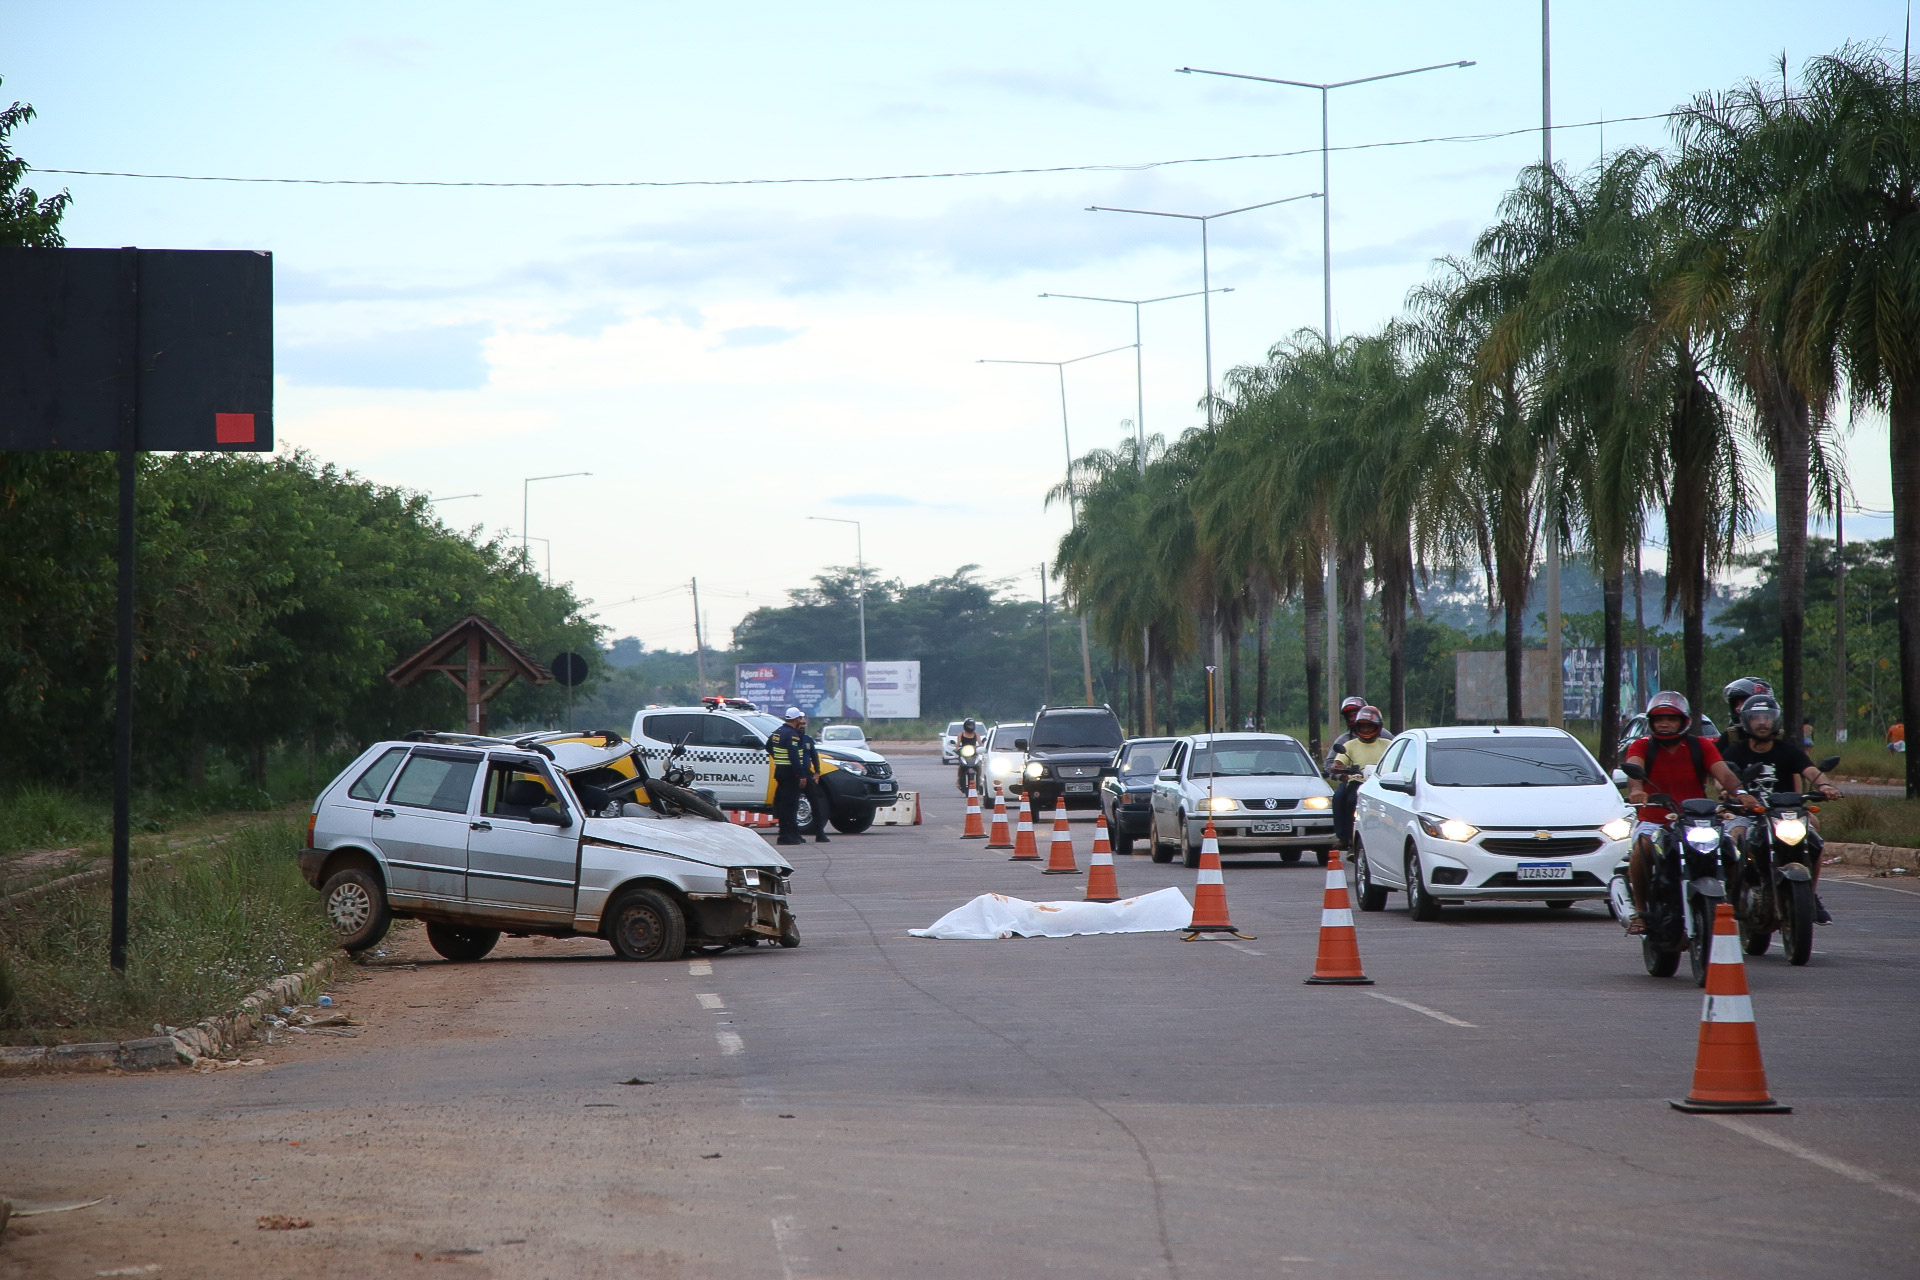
[795,793,815,829]
[320,867,391,953]
[780,912,801,948]
[1405,848,1442,922]
[1354,837,1388,912]
[1111,818,1135,856]
[1279,850,1302,864]
[830,806,876,834]
[1149,815,1174,863]
[1546,900,1574,911]
[1180,814,1201,869]
[426,922,500,962]
[1316,849,1332,867]
[606,886,687,962]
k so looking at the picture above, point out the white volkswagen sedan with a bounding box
[1148,733,1336,867]
[1351,726,1633,919]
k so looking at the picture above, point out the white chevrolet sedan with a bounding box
[1148,733,1336,867]
[1351,726,1633,919]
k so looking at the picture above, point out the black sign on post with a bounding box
[1,247,273,972]
[551,652,588,729]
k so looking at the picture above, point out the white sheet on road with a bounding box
[908,886,1192,939]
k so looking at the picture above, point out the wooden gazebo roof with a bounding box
[386,614,550,735]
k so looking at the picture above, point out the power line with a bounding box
[26,109,1682,191]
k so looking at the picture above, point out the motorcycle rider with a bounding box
[955,717,983,793]
[1622,691,1763,935]
[1718,676,1774,749]
[1329,704,1390,849]
[1719,692,1838,922]
[1322,696,1372,771]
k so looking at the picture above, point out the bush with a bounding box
[0,815,335,1044]
[1815,795,1920,848]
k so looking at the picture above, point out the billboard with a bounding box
[1456,647,1659,722]
[733,661,921,720]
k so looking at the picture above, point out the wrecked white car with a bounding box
[299,730,797,963]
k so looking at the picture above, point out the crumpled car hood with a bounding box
[583,812,794,870]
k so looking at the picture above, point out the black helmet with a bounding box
[963,718,976,731]
[1739,693,1782,742]
[1724,676,1773,720]
[1646,690,1692,738]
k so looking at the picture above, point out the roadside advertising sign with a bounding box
[734,660,918,718]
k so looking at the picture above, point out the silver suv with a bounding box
[299,730,798,963]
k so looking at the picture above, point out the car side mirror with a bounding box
[1611,769,1629,787]
[1379,775,1414,794]
[740,735,761,748]
[1819,755,1841,772]
[1099,765,1118,777]
[528,804,573,829]
[1157,769,1177,781]
[1618,762,1648,782]
[1014,738,1028,751]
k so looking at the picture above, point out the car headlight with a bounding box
[1773,817,1807,845]
[1301,794,1332,810]
[1025,761,1047,779]
[1417,813,1479,843]
[1600,817,1633,842]
[990,757,1015,776]
[1685,825,1721,850]
[834,758,867,775]
[1204,796,1240,812]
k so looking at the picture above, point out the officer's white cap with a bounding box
[784,706,805,720]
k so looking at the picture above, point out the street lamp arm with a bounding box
[1088,191,1319,222]
[978,344,1133,369]
[1178,65,1325,90]
[1039,288,1233,306]
[1210,192,1322,218]
[1177,60,1475,91]
[1086,204,1200,220]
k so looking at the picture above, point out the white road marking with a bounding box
[1827,877,1920,898]
[771,1215,811,1280]
[715,1029,746,1055]
[1366,992,1477,1027]
[1706,1117,1920,1205]
[696,992,725,1009]
[1216,939,1265,956]
[688,959,714,975]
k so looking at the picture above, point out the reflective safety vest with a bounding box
[768,723,803,770]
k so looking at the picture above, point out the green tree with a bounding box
[0,87,69,247]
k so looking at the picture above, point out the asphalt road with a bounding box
[5,751,1918,1279]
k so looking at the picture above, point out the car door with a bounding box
[464,754,580,920]
[373,748,484,904]
[1154,741,1188,831]
[1366,738,1417,881]
[699,713,768,807]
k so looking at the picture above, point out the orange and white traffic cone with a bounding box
[1084,813,1120,902]
[1670,903,1791,1113]
[1010,794,1040,861]
[1182,820,1252,939]
[986,786,1013,850]
[1042,798,1078,874]
[961,781,986,839]
[1304,849,1372,984]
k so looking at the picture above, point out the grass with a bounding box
[0,815,337,1046]
[1809,795,1920,848]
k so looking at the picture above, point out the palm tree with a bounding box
[1743,43,1920,795]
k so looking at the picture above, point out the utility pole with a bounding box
[1833,492,1848,742]
[1542,0,1565,729]
[1040,563,1053,706]
[690,577,707,695]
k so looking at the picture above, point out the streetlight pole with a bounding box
[807,516,867,709]
[1086,193,1320,428]
[1177,57,1474,740]
[980,344,1133,705]
[522,471,591,565]
[427,492,482,503]
[1540,0,1564,728]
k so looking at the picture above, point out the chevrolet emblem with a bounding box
[1534,830,1553,840]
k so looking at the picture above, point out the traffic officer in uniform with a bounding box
[768,707,808,845]
[797,713,832,843]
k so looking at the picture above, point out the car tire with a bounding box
[320,867,391,953]
[1354,837,1389,912]
[1180,814,1201,869]
[1111,816,1135,856]
[1149,815,1174,863]
[830,806,876,834]
[1279,850,1302,864]
[426,922,500,962]
[1316,850,1331,867]
[780,913,801,948]
[1405,848,1443,922]
[795,793,815,829]
[1545,900,1574,910]
[606,886,687,962]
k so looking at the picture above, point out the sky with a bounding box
[8,1,1907,655]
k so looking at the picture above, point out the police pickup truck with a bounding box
[630,698,897,833]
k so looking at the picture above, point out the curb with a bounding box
[1823,841,1917,871]
[1,950,351,1073]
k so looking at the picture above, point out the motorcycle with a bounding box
[956,740,982,794]
[1610,762,1733,985]
[1732,755,1840,966]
